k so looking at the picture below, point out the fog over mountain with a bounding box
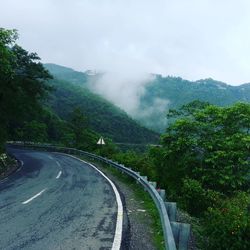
[87,72,153,115]
[45,63,250,133]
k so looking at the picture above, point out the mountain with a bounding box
[45,75,159,144]
[45,64,89,86]
[138,76,250,131]
[44,64,250,133]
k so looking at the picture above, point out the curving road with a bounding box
[0,147,122,250]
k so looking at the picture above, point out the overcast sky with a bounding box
[1,0,250,85]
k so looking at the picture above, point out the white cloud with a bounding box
[1,0,250,85]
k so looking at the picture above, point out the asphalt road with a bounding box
[0,147,121,250]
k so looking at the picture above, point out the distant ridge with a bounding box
[45,63,250,133]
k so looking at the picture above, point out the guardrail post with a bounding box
[165,202,177,222]
[135,172,141,183]
[179,223,190,250]
[157,189,166,201]
[149,181,157,189]
[119,164,125,174]
[170,222,190,250]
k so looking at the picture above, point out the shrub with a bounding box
[203,192,250,250]
[179,178,222,216]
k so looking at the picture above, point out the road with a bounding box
[0,147,122,250]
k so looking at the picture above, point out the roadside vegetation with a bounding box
[103,101,250,250]
[0,153,17,177]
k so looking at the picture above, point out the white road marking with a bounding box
[63,154,123,250]
[56,171,62,179]
[48,156,53,160]
[137,209,146,212]
[20,160,24,166]
[22,189,47,204]
[56,161,61,167]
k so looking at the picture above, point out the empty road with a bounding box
[0,147,123,250]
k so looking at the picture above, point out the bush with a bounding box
[203,192,250,250]
[112,151,157,180]
[179,178,222,216]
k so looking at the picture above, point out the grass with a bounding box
[80,155,165,250]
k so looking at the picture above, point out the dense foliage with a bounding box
[203,192,250,250]
[106,101,250,249]
[160,101,250,196]
[0,28,51,152]
[44,63,88,87]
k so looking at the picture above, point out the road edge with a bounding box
[60,153,123,250]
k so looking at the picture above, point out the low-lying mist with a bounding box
[87,71,169,132]
[88,72,151,114]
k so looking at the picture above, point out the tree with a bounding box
[203,192,250,250]
[71,108,88,147]
[0,28,52,151]
[22,120,48,142]
[160,101,250,195]
[70,108,98,150]
[0,28,17,151]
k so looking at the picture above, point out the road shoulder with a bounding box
[89,160,164,250]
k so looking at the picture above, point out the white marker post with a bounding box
[97,137,105,145]
[97,136,105,155]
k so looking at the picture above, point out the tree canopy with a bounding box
[146,101,250,249]
[0,28,51,151]
[160,101,250,195]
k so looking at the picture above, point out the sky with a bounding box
[1,0,250,86]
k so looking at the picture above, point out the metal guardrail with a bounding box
[7,142,190,250]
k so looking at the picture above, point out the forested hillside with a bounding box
[45,63,89,87]
[46,78,159,143]
[139,75,250,131]
[44,64,250,133]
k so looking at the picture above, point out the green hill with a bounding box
[45,64,89,86]
[45,77,159,144]
[138,75,250,131]
[44,64,250,133]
